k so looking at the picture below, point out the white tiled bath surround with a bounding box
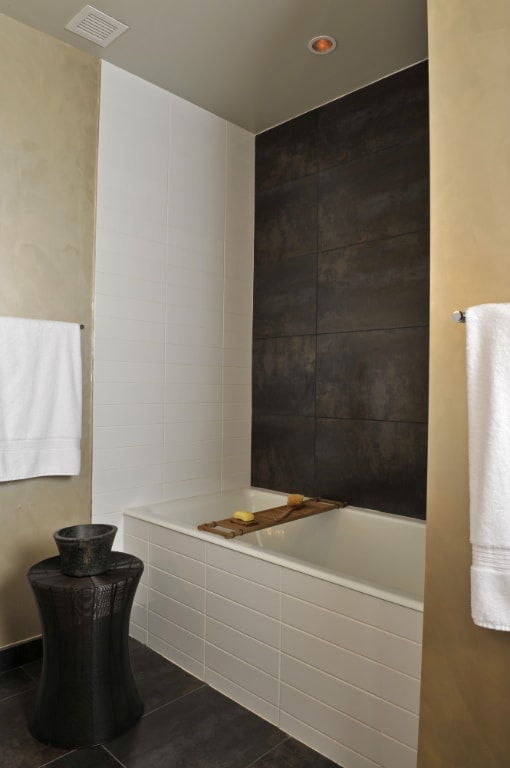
[93,62,254,536]
[125,504,423,768]
[95,60,423,768]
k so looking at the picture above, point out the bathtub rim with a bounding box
[124,489,425,613]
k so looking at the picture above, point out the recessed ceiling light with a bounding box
[308,35,337,55]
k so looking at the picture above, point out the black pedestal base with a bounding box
[27,553,144,748]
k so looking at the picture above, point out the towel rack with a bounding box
[452,310,466,323]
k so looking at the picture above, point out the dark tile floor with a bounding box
[0,639,340,768]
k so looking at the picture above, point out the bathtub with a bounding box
[124,487,425,768]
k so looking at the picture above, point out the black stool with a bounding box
[27,552,144,748]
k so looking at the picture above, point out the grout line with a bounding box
[101,744,129,767]
[139,683,208,719]
[0,687,35,706]
[243,734,290,768]
[18,664,40,683]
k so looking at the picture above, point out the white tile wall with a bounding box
[125,514,423,768]
[222,122,254,490]
[93,62,254,536]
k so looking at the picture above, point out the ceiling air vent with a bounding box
[65,5,128,47]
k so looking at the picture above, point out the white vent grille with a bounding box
[65,5,128,47]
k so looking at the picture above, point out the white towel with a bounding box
[0,317,82,481]
[466,303,510,630]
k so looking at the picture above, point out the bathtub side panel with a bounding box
[281,655,419,747]
[147,525,207,679]
[204,543,282,725]
[282,595,422,678]
[283,568,423,641]
[277,713,380,768]
[124,501,423,768]
[281,571,421,768]
[281,624,421,713]
[280,686,418,768]
[124,515,151,645]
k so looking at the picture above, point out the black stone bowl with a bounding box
[53,523,117,577]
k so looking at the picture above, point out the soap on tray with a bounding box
[233,510,255,522]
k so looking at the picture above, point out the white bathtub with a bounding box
[124,487,425,768]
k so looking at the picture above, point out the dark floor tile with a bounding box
[128,639,204,714]
[42,746,121,767]
[105,685,286,768]
[0,668,35,702]
[21,658,42,682]
[250,737,340,767]
[0,689,69,768]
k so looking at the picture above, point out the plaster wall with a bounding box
[0,15,99,649]
[419,1,510,764]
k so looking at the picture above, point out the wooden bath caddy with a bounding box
[197,497,348,539]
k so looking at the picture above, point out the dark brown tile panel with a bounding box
[252,64,430,519]
[317,231,429,333]
[318,61,428,171]
[251,414,315,496]
[253,336,316,417]
[253,253,317,338]
[315,418,428,518]
[316,328,429,423]
[255,175,317,263]
[318,137,429,253]
[256,109,318,193]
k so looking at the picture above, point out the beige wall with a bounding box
[0,16,99,649]
[419,1,510,765]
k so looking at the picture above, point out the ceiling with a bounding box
[0,0,428,133]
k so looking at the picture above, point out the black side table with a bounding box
[27,552,144,748]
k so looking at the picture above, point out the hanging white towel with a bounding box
[0,317,82,482]
[466,302,510,630]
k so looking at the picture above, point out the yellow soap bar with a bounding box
[233,510,255,522]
